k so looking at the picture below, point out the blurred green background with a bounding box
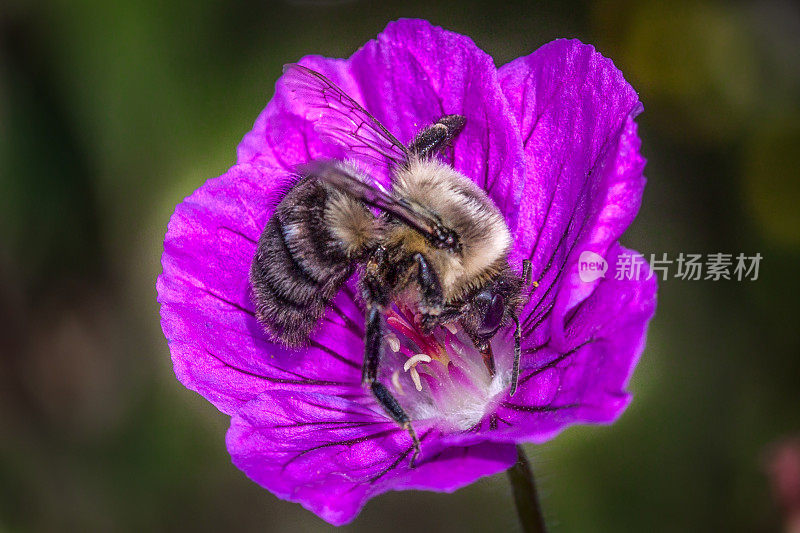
[1,0,799,531]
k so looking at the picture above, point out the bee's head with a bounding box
[460,271,524,348]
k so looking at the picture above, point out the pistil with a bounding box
[382,304,510,431]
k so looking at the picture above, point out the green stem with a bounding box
[507,445,547,533]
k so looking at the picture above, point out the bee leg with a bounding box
[509,312,522,396]
[522,259,532,286]
[479,342,496,377]
[407,115,466,159]
[522,258,539,292]
[362,296,420,466]
[414,253,443,334]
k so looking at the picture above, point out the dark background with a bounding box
[2,0,799,531]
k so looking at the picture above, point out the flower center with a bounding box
[380,304,511,431]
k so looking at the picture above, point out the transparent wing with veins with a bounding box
[282,64,410,176]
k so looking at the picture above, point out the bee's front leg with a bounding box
[522,259,532,286]
[360,260,420,466]
[509,312,522,396]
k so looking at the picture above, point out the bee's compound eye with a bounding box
[478,293,505,336]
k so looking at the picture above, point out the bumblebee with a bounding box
[250,65,530,462]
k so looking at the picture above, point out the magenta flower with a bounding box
[158,19,656,525]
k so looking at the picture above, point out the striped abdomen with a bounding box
[250,178,360,346]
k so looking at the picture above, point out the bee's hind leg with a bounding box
[361,283,420,466]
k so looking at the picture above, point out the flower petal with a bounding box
[445,244,656,445]
[227,390,517,525]
[498,39,646,342]
[348,19,525,222]
[238,19,525,226]
[158,162,366,415]
[237,57,357,171]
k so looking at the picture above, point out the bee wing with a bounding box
[301,160,443,242]
[282,64,410,171]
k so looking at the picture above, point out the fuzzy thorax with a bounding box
[391,158,511,301]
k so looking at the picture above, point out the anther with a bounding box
[403,353,432,391]
[385,333,400,353]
